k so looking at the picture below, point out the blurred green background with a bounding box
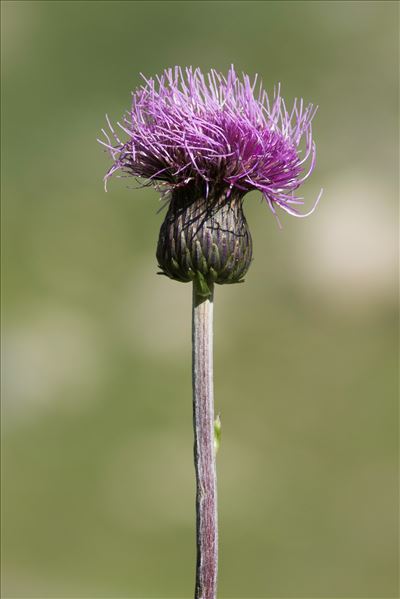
[1,1,398,597]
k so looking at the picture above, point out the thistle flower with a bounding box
[99,67,321,599]
[100,65,321,290]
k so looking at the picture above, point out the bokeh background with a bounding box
[1,1,398,597]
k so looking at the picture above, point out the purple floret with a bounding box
[99,65,322,219]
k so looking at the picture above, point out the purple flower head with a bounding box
[100,65,322,221]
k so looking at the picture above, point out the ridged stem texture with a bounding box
[192,281,218,599]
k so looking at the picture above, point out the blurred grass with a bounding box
[1,1,398,597]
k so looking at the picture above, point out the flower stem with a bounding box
[192,280,218,599]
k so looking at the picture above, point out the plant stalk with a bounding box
[192,281,218,599]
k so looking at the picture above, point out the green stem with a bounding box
[192,280,218,599]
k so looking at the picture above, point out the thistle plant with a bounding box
[100,65,321,599]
